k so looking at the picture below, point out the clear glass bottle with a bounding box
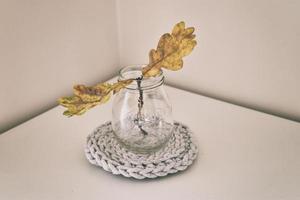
[112,65,173,153]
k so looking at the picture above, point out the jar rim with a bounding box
[118,65,164,90]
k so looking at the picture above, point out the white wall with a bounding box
[117,0,300,122]
[0,0,119,133]
[1,0,299,133]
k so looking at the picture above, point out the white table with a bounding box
[1,85,300,200]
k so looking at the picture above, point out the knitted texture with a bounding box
[85,121,198,179]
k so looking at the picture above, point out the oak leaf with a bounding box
[142,21,197,77]
[58,80,132,116]
[59,21,197,116]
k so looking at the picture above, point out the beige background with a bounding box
[1,0,300,133]
[117,0,300,123]
[0,0,119,132]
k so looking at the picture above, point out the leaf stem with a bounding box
[136,76,148,135]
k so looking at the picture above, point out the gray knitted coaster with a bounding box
[85,121,198,179]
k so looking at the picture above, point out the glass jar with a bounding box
[112,65,173,153]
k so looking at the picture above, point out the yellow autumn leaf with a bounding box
[59,21,197,117]
[142,21,197,77]
[58,80,132,116]
[58,95,100,117]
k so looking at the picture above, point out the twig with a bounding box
[136,76,147,135]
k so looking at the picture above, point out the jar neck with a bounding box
[118,65,164,90]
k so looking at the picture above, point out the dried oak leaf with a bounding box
[59,21,197,117]
[58,80,132,116]
[142,21,197,77]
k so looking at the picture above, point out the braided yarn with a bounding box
[85,121,198,179]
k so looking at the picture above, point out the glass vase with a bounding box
[112,65,173,153]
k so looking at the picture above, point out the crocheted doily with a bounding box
[85,121,198,179]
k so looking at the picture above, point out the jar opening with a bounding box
[118,65,164,90]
